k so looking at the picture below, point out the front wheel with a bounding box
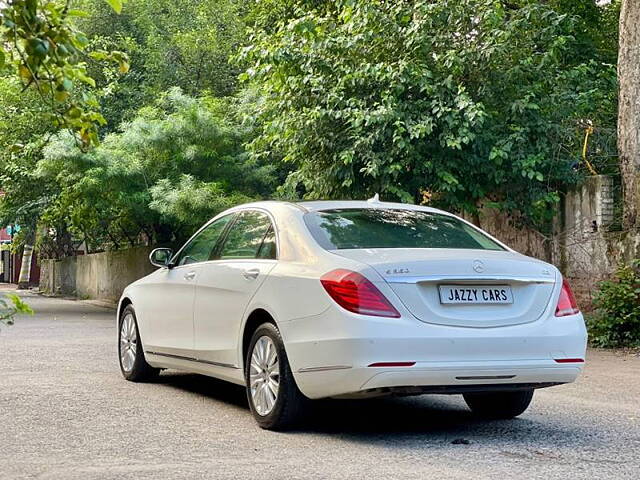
[463,389,534,419]
[118,305,159,382]
[245,323,308,430]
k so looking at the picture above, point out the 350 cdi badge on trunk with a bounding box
[117,198,587,430]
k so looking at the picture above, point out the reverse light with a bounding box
[555,278,580,317]
[320,269,401,318]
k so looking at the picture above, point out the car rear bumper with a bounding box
[293,363,581,399]
[280,307,587,399]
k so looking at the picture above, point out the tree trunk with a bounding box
[618,0,640,229]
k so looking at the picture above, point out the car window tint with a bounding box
[218,211,275,260]
[304,209,504,251]
[175,214,234,266]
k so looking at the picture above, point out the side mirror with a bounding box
[149,248,174,268]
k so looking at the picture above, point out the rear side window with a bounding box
[304,209,504,251]
[256,226,277,260]
[217,211,276,260]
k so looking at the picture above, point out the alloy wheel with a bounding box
[249,335,280,415]
[120,313,137,373]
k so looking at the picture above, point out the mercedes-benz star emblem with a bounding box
[472,260,484,273]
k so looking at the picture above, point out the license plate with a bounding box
[438,285,513,304]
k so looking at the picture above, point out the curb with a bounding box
[33,289,117,311]
[80,299,118,311]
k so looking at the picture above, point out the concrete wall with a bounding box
[39,258,53,293]
[552,176,638,308]
[40,247,155,303]
[474,175,639,310]
[472,208,552,261]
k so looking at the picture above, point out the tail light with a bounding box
[320,269,400,318]
[555,278,580,317]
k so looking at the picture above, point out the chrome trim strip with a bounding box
[455,375,516,380]
[298,365,352,373]
[385,275,555,285]
[146,351,239,369]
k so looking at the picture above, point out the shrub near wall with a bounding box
[588,260,640,348]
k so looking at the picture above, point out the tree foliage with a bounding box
[241,0,618,226]
[30,88,278,254]
[0,0,129,146]
[78,0,246,129]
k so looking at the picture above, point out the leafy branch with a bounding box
[0,1,129,148]
[0,293,34,330]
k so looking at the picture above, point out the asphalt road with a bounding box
[1,289,639,479]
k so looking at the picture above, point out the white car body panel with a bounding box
[118,199,587,399]
[131,266,200,356]
[332,248,557,328]
[192,259,276,366]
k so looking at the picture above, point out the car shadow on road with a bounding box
[154,371,584,446]
[155,371,249,409]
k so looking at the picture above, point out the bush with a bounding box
[588,260,640,348]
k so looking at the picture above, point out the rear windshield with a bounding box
[304,209,504,251]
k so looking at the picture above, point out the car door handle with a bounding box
[184,271,197,281]
[242,268,260,280]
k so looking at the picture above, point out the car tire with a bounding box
[463,389,534,419]
[118,305,160,382]
[245,322,308,430]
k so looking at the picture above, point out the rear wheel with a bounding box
[118,305,159,382]
[245,323,308,430]
[463,389,534,419]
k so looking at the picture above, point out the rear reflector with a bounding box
[368,362,416,367]
[555,278,580,317]
[554,358,584,363]
[320,269,401,318]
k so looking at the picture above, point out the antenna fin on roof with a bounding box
[367,193,380,203]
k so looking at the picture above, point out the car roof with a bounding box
[225,199,453,217]
[294,199,449,215]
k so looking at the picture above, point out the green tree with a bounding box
[34,88,279,252]
[78,0,245,130]
[0,77,59,249]
[241,0,618,227]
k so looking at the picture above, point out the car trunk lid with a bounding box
[332,248,556,328]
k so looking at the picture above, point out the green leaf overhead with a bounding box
[105,0,124,15]
[0,0,129,147]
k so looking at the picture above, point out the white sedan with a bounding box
[117,198,587,430]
